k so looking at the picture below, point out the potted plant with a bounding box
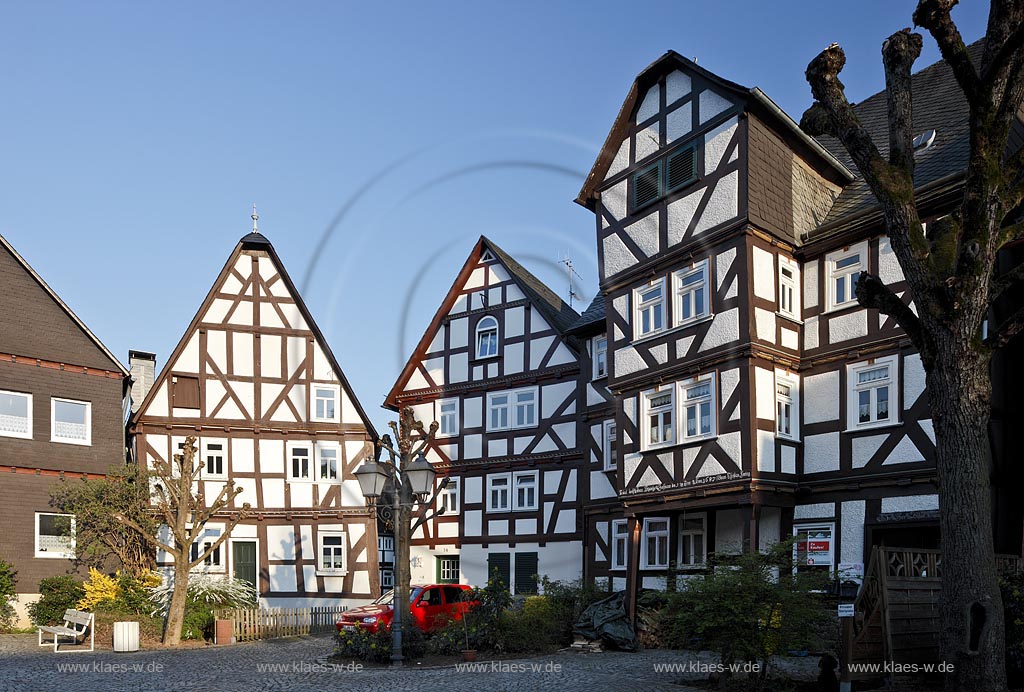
[460,608,476,662]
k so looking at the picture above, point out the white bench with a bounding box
[37,609,94,653]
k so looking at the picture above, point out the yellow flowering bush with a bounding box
[77,568,120,610]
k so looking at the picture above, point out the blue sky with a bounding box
[0,1,986,434]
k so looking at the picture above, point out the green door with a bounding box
[232,541,258,591]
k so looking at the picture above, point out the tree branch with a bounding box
[114,512,176,556]
[989,259,1024,305]
[187,511,249,570]
[857,273,925,346]
[883,29,924,172]
[986,304,1024,348]
[913,0,979,104]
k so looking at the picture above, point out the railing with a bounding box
[214,605,348,642]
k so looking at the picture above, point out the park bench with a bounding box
[37,609,94,652]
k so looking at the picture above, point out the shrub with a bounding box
[28,576,85,626]
[148,573,258,616]
[0,558,17,632]
[334,623,426,663]
[181,600,215,640]
[78,568,120,611]
[1002,569,1024,685]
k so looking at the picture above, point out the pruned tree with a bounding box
[799,1,1024,689]
[116,436,250,646]
[50,463,157,577]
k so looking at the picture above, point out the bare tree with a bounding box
[116,436,250,646]
[800,1,1024,689]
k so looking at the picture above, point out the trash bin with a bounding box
[214,618,234,645]
[113,621,140,652]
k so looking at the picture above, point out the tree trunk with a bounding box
[929,340,1007,691]
[162,560,190,647]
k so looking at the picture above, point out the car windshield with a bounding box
[372,587,425,606]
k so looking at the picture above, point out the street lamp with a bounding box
[354,407,447,667]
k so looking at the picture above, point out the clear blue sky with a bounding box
[0,1,987,434]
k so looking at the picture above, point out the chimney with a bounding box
[129,351,156,413]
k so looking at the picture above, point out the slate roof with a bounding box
[483,236,581,336]
[566,293,606,335]
[811,40,985,235]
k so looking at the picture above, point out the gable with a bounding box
[134,235,375,434]
[0,236,126,372]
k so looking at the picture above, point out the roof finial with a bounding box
[251,204,259,233]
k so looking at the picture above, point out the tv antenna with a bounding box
[560,253,583,308]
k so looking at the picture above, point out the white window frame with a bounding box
[380,568,394,589]
[592,335,608,379]
[641,517,670,569]
[190,528,224,573]
[317,530,348,575]
[672,259,711,327]
[486,473,511,512]
[436,397,459,438]
[512,471,538,512]
[0,389,32,440]
[50,397,91,446]
[316,442,340,482]
[846,355,899,431]
[202,438,228,479]
[679,374,717,441]
[440,477,460,515]
[35,512,75,559]
[633,277,667,339]
[610,519,629,571]
[640,386,675,451]
[826,241,868,312]
[778,256,801,320]
[793,523,835,571]
[603,420,617,471]
[487,387,538,432]
[311,384,341,423]
[288,442,313,482]
[475,315,499,359]
[439,555,461,582]
[678,513,707,568]
[775,370,800,441]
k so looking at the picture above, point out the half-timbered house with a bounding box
[0,232,131,626]
[575,43,1023,608]
[385,237,584,594]
[130,221,380,608]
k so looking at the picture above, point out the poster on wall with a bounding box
[795,525,834,568]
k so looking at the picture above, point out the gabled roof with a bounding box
[384,236,580,410]
[131,231,377,439]
[576,50,853,210]
[0,232,129,376]
[566,293,606,336]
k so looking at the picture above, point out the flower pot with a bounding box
[214,618,234,645]
[461,649,477,662]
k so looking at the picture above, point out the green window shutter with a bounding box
[632,162,662,210]
[436,556,442,583]
[514,552,539,595]
[487,553,511,591]
[666,146,697,192]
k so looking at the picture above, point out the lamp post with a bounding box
[354,406,447,667]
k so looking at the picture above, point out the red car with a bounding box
[336,584,476,634]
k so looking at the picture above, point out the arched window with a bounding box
[475,316,499,358]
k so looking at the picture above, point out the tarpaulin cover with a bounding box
[572,591,637,651]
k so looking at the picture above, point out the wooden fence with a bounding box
[214,606,348,642]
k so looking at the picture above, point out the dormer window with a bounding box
[630,144,698,212]
[475,316,499,359]
[912,129,936,153]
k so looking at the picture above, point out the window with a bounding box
[171,375,200,409]
[312,385,339,422]
[778,256,800,320]
[611,519,629,570]
[318,444,339,481]
[513,471,538,511]
[673,260,710,325]
[0,390,32,439]
[592,335,608,379]
[190,538,222,570]
[318,531,347,574]
[634,278,666,338]
[437,556,460,584]
[380,568,394,589]
[203,439,226,477]
[487,553,511,591]
[35,513,75,558]
[603,420,618,471]
[666,146,698,193]
[641,518,670,569]
[641,387,674,450]
[487,474,510,512]
[681,375,716,440]
[378,536,395,564]
[514,552,539,595]
[475,316,499,359]
[631,145,698,210]
[633,161,661,209]
[678,514,706,567]
[289,444,312,481]
[436,398,459,437]
[51,398,91,445]
[794,523,834,570]
[487,387,537,431]
[775,372,799,440]
[847,356,898,430]
[826,243,867,311]
[440,477,460,515]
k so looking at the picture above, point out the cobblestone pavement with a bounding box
[0,633,719,692]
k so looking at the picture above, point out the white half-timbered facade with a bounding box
[385,237,584,594]
[131,228,379,608]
